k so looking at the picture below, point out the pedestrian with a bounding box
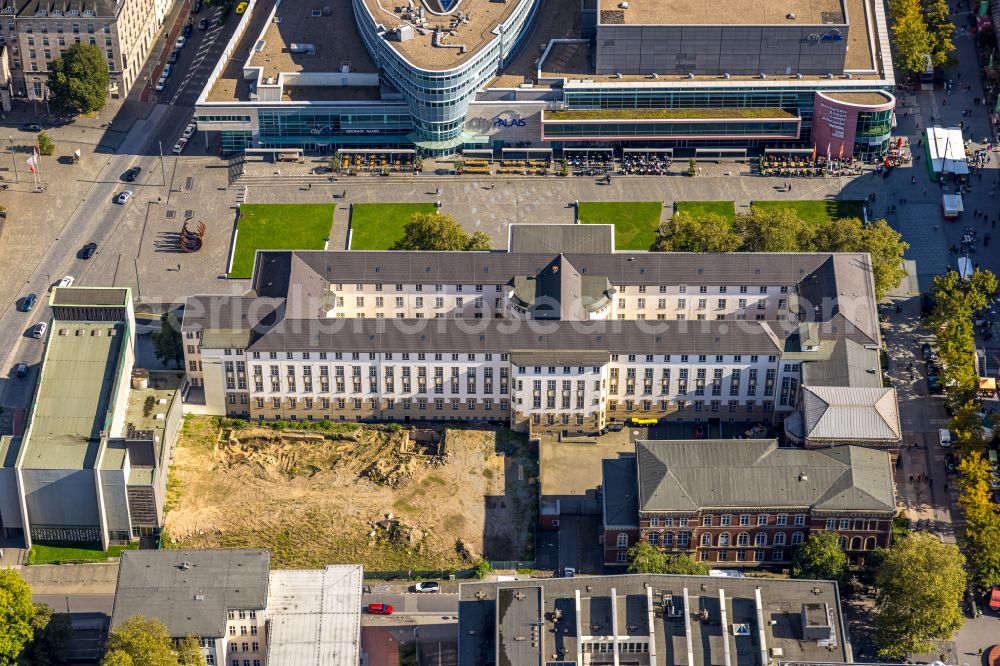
[944,483,949,492]
[978,648,984,658]
[910,475,914,481]
[923,189,927,196]
[177,263,181,271]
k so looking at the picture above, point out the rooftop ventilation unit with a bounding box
[786,13,795,18]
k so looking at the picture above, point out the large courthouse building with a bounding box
[195,0,896,157]
[183,225,899,444]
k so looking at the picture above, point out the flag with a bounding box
[811,145,817,159]
[26,156,35,173]
[839,143,844,159]
[897,137,903,148]
[826,143,831,160]
[884,155,890,167]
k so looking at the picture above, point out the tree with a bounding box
[949,400,993,453]
[922,0,955,68]
[152,314,184,369]
[812,216,865,253]
[733,207,814,252]
[101,616,177,666]
[392,212,491,251]
[36,131,54,157]
[861,219,909,301]
[48,44,109,116]
[956,451,1000,590]
[653,212,742,253]
[929,269,999,407]
[873,532,966,658]
[174,636,206,666]
[467,231,492,251]
[791,531,848,582]
[0,570,36,665]
[626,541,711,575]
[889,0,933,75]
[17,603,71,666]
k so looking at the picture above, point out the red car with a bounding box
[367,603,394,615]
[989,585,1000,611]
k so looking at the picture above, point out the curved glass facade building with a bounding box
[352,0,540,153]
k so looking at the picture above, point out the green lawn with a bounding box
[578,201,662,251]
[675,200,736,222]
[750,199,865,225]
[28,541,137,565]
[229,204,335,278]
[349,203,438,250]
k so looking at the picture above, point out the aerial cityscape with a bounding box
[0,0,998,664]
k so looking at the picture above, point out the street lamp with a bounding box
[8,136,18,184]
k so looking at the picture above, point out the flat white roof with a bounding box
[266,565,363,666]
[927,126,969,175]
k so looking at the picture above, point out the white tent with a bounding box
[927,127,969,175]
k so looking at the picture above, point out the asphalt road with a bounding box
[0,103,195,411]
[362,590,459,617]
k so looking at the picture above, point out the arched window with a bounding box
[701,533,712,547]
[791,532,804,545]
[850,537,862,550]
[719,533,731,547]
[648,532,660,545]
[617,533,629,548]
[754,532,767,546]
[664,532,674,546]
[737,532,749,546]
[774,532,786,546]
[864,536,877,550]
[838,536,848,549]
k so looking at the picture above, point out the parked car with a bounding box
[172,138,188,154]
[80,242,98,259]
[163,63,173,78]
[174,35,187,49]
[182,123,197,139]
[236,1,248,12]
[938,429,953,448]
[155,77,167,92]
[192,0,202,12]
[56,275,74,288]
[20,122,41,132]
[30,322,47,339]
[989,585,1000,611]
[183,23,193,37]
[198,17,209,29]
[367,603,393,615]
[14,362,28,378]
[122,166,141,182]
[168,49,181,63]
[115,190,133,204]
[413,581,440,593]
[562,567,576,578]
[927,373,943,395]
[945,453,957,473]
[20,293,38,312]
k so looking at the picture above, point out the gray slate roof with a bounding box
[635,439,895,514]
[508,224,614,254]
[246,317,787,355]
[111,549,271,638]
[801,386,901,442]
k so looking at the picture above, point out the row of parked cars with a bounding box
[922,342,944,395]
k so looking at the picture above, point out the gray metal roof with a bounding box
[111,549,271,638]
[50,287,129,307]
[508,224,614,254]
[458,575,851,666]
[801,386,901,442]
[635,439,895,514]
[267,565,362,666]
[799,338,883,388]
[602,457,639,527]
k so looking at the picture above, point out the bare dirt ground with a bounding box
[163,417,537,570]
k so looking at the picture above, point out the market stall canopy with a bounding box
[927,127,969,175]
